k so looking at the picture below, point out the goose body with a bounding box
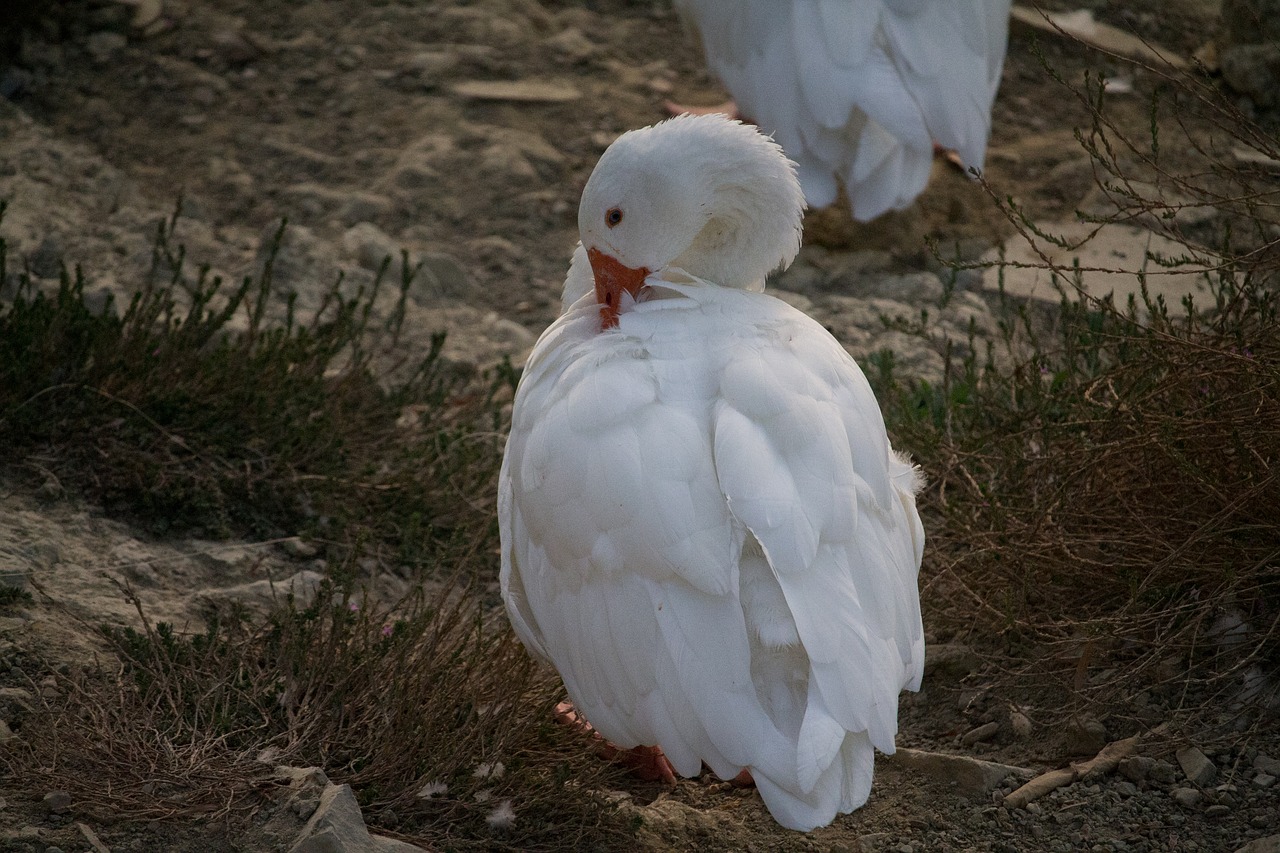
[671,0,1011,221]
[498,115,924,831]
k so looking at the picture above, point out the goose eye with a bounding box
[605,207,624,228]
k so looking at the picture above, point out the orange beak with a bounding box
[587,247,650,330]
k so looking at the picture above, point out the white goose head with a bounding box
[577,113,806,328]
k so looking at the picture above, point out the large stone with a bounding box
[981,220,1214,315]
[290,783,429,853]
[204,570,324,613]
[887,748,1033,797]
[1235,836,1280,853]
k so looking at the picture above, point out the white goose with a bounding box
[669,0,1012,221]
[499,114,925,832]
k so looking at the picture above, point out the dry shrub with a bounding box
[916,286,1279,728]
[0,210,632,847]
[892,38,1280,732]
[0,207,509,556]
[14,567,633,849]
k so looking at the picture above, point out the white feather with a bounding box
[499,115,924,831]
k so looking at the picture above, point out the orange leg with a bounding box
[555,701,678,785]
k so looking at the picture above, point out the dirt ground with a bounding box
[1,0,1278,851]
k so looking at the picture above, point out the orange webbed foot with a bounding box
[555,701,677,785]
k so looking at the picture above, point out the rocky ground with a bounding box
[1,0,1278,850]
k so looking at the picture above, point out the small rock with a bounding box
[209,570,324,613]
[1148,759,1177,785]
[1171,787,1203,809]
[280,183,392,226]
[1255,754,1280,776]
[1114,780,1137,798]
[856,833,891,853]
[1065,718,1108,755]
[274,766,330,790]
[1254,773,1276,788]
[1220,43,1280,108]
[42,790,72,814]
[342,222,403,273]
[922,643,981,678]
[0,687,35,718]
[85,31,128,64]
[888,748,1033,797]
[543,27,597,63]
[1177,746,1218,787]
[281,538,320,560]
[1206,804,1231,818]
[28,233,66,279]
[0,68,34,99]
[36,474,64,502]
[1234,835,1280,853]
[209,28,261,65]
[418,252,476,301]
[1009,710,1034,740]
[1119,756,1155,782]
[480,142,538,181]
[961,721,1000,746]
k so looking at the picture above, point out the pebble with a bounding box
[1119,756,1155,783]
[1205,804,1230,818]
[342,222,404,273]
[1176,746,1217,787]
[1255,754,1280,776]
[1148,759,1177,785]
[1009,710,1034,740]
[84,31,127,64]
[543,27,597,63]
[1170,787,1203,809]
[42,791,71,814]
[962,721,1001,746]
[1254,773,1276,788]
[281,537,319,560]
[1066,718,1109,755]
[1114,780,1138,798]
